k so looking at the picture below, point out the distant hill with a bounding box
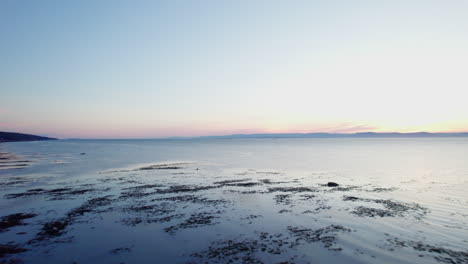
[194,132,468,139]
[0,131,57,143]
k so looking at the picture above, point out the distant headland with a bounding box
[3,131,468,141]
[0,131,57,143]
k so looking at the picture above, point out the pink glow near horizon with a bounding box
[2,121,467,139]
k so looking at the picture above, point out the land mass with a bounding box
[0,132,57,143]
[4,131,468,141]
[178,132,468,139]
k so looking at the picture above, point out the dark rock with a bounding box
[327,182,339,187]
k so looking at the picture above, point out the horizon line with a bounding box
[60,131,468,140]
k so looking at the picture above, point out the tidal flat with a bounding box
[0,138,467,264]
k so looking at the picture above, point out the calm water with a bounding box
[1,138,467,264]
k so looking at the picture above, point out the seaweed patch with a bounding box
[0,243,27,258]
[267,187,317,193]
[387,237,468,264]
[164,212,222,234]
[288,225,352,251]
[5,187,100,200]
[344,196,428,218]
[29,196,113,243]
[191,232,294,264]
[0,213,37,232]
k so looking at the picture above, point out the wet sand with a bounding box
[1,139,467,264]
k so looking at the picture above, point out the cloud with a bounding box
[327,124,378,134]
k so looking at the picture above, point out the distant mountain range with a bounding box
[0,132,57,143]
[3,131,468,142]
[188,132,468,139]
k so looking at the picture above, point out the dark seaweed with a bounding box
[267,187,317,193]
[274,194,292,205]
[388,237,468,264]
[121,214,185,227]
[191,232,294,264]
[0,244,27,258]
[213,179,252,185]
[343,196,428,218]
[30,196,113,243]
[110,246,133,254]
[288,225,351,251]
[5,187,98,200]
[152,195,227,206]
[164,212,221,233]
[0,213,37,232]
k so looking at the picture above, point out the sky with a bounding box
[1,0,467,139]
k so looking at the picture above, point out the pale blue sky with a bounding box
[1,0,467,138]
